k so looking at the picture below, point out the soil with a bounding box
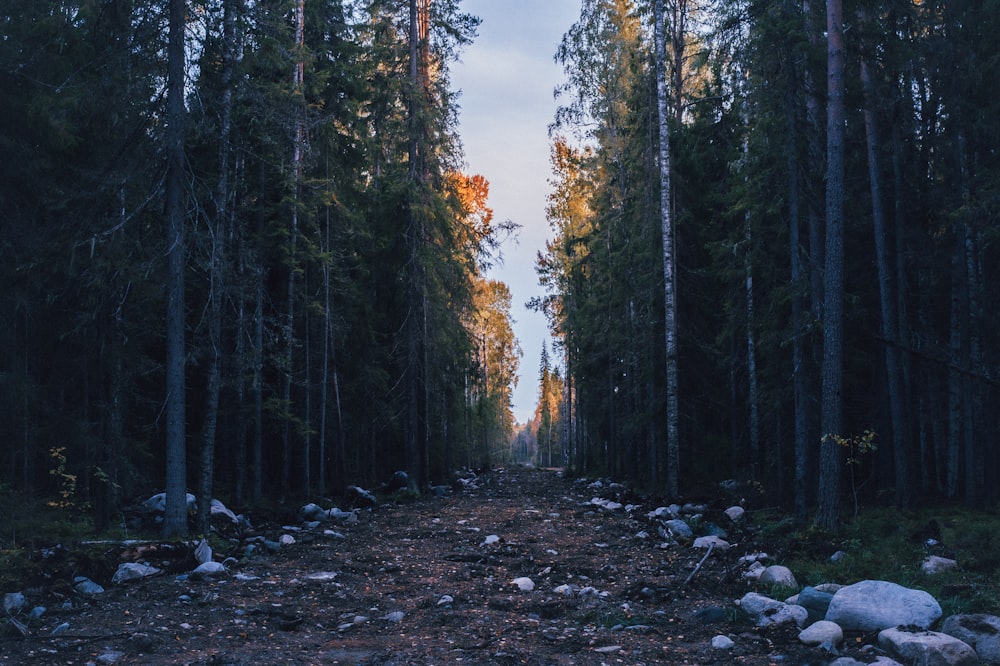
[0,466,873,665]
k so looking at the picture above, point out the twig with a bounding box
[682,543,714,587]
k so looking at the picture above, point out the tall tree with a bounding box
[654,0,680,497]
[815,0,846,530]
[164,0,189,538]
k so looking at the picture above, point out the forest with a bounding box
[1,0,521,537]
[532,0,1000,528]
[1,0,998,540]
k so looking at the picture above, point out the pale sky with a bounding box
[450,0,580,424]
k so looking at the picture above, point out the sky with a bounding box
[449,0,580,425]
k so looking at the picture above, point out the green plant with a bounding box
[823,429,877,521]
[47,446,78,509]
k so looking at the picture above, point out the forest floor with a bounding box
[0,466,875,665]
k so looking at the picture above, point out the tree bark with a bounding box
[815,0,846,531]
[859,26,910,510]
[281,0,305,497]
[654,0,680,498]
[163,0,188,538]
[198,0,237,536]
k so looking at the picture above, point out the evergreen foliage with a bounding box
[537,0,1000,519]
[0,0,516,529]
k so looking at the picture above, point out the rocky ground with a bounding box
[0,466,878,665]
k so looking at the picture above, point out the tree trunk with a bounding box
[654,0,679,498]
[281,0,305,497]
[784,13,809,516]
[815,0,846,531]
[859,34,910,510]
[163,0,188,539]
[198,0,237,536]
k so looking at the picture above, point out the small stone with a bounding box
[693,535,730,551]
[593,645,622,653]
[96,649,126,664]
[482,534,500,546]
[921,555,958,575]
[112,562,161,584]
[51,622,70,635]
[74,577,105,597]
[384,611,406,622]
[799,620,844,646]
[711,635,735,649]
[437,594,454,606]
[279,534,296,546]
[194,539,213,564]
[3,592,27,614]
[725,506,745,522]
[759,565,798,589]
[512,577,535,592]
[192,561,226,578]
[303,571,338,582]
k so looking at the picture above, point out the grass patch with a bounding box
[775,504,1000,615]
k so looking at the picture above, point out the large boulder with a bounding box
[942,614,1000,664]
[825,580,942,632]
[878,628,978,666]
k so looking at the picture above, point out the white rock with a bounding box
[384,611,406,623]
[3,592,27,614]
[743,560,766,581]
[512,577,535,592]
[759,565,798,589]
[279,534,296,546]
[73,577,105,596]
[878,627,978,666]
[194,539,213,565]
[111,562,161,584]
[649,505,679,519]
[144,492,196,513]
[725,506,745,522]
[922,555,958,575]
[300,502,327,521]
[482,534,500,546]
[328,507,356,522]
[210,498,238,523]
[739,592,808,628]
[711,635,735,649]
[192,561,226,577]
[554,584,574,596]
[302,571,338,582]
[663,519,693,539]
[799,620,843,647]
[826,580,942,631]
[437,595,454,606]
[693,535,730,551]
[739,552,770,563]
[942,614,1000,664]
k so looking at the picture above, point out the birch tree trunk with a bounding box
[654,0,679,498]
[281,0,305,496]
